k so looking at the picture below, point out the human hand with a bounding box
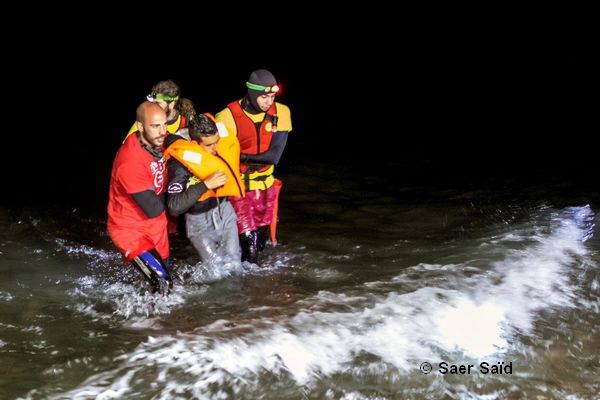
[204,171,227,189]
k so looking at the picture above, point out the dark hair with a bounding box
[151,79,181,98]
[188,114,218,141]
[177,98,196,120]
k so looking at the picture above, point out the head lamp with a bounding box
[147,93,180,102]
[246,82,280,94]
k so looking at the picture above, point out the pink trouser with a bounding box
[230,185,276,234]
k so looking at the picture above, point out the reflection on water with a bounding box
[1,166,599,399]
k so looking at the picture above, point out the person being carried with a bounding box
[216,69,292,264]
[164,113,244,264]
[107,101,172,293]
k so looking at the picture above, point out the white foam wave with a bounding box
[45,206,597,399]
[0,290,14,301]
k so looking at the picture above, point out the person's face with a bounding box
[256,93,275,111]
[198,133,220,155]
[140,109,168,147]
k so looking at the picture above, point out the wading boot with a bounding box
[257,225,270,252]
[239,230,259,264]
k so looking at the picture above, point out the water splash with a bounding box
[28,206,599,399]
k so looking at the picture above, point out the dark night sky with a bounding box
[5,22,596,206]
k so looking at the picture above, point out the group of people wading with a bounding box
[106,70,292,293]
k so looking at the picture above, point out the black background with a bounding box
[5,19,596,207]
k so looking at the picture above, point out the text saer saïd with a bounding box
[439,361,513,375]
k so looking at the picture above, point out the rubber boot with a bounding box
[239,230,259,264]
[257,225,270,252]
[131,249,173,294]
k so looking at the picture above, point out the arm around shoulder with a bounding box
[166,160,208,216]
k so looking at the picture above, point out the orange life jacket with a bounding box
[164,133,244,201]
[227,101,278,174]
